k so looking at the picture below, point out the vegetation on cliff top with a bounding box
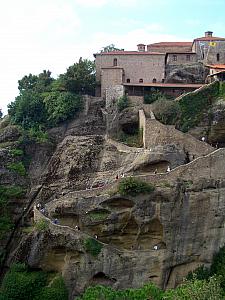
[152,81,225,132]
[7,58,95,133]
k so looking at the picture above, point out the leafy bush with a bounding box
[77,283,164,300]
[10,148,24,157]
[117,95,129,111]
[177,81,219,131]
[118,177,155,196]
[43,91,83,126]
[0,185,25,239]
[84,238,103,256]
[144,90,168,104]
[0,185,25,205]
[0,264,69,300]
[0,215,13,239]
[164,276,223,300]
[186,265,210,281]
[152,99,181,125]
[0,263,48,300]
[210,246,225,290]
[7,162,26,176]
[35,219,49,232]
[35,276,68,300]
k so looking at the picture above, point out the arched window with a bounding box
[113,58,117,66]
[152,78,157,83]
[217,53,220,62]
[139,78,143,83]
[127,78,130,83]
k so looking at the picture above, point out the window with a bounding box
[139,78,143,83]
[186,55,190,61]
[113,58,117,66]
[162,79,165,83]
[152,78,157,83]
[126,78,130,83]
[173,55,177,61]
[217,53,220,62]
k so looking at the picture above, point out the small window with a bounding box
[126,78,130,83]
[217,53,220,62]
[186,55,190,61]
[162,79,165,83]
[113,58,117,66]
[173,55,177,61]
[139,78,143,83]
[152,78,157,83]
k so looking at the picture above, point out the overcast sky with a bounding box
[1,0,225,114]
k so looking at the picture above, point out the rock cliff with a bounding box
[0,92,225,299]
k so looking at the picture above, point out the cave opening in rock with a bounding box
[102,197,134,210]
[121,122,139,136]
[134,160,170,174]
[90,272,117,286]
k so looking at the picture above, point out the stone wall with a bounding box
[105,85,124,109]
[101,68,124,99]
[147,44,192,53]
[166,53,197,65]
[139,109,214,159]
[95,53,165,86]
[193,40,225,65]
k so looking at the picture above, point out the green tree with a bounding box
[8,90,48,129]
[43,91,83,125]
[18,70,54,93]
[100,44,124,52]
[59,58,96,95]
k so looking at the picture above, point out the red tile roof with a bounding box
[123,83,204,88]
[147,42,192,47]
[94,51,165,56]
[194,36,225,41]
[207,64,225,69]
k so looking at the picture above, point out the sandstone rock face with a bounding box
[165,63,208,84]
[2,95,225,299]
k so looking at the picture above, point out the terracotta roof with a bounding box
[207,64,225,69]
[94,51,165,56]
[166,52,196,55]
[147,42,192,47]
[123,83,204,88]
[194,36,225,41]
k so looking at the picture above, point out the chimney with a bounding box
[137,44,146,52]
[205,31,213,37]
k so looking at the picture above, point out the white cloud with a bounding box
[90,25,188,53]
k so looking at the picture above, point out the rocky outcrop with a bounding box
[165,62,208,84]
[2,93,225,299]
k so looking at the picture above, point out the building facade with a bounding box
[94,31,225,98]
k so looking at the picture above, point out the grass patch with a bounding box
[7,161,26,176]
[35,219,49,232]
[10,148,24,157]
[118,177,155,196]
[88,211,110,222]
[117,128,143,148]
[84,238,103,256]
